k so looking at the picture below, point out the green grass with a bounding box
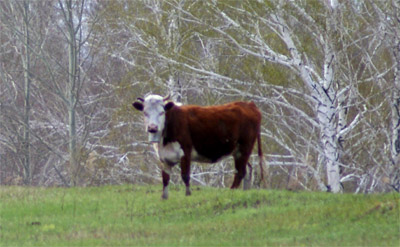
[0,185,399,246]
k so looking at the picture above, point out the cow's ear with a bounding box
[164,101,175,111]
[132,101,144,111]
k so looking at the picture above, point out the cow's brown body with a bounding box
[133,95,264,199]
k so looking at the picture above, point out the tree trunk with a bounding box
[317,96,341,192]
[22,0,32,185]
[392,39,400,166]
[321,3,341,193]
[65,0,78,185]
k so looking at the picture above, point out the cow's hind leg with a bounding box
[231,149,251,189]
[243,163,253,190]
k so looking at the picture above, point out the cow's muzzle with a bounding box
[147,124,158,133]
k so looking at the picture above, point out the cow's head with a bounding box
[132,94,175,142]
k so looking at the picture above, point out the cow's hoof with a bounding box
[162,190,168,200]
[185,188,192,196]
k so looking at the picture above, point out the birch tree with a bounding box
[0,0,36,184]
[21,0,32,185]
[2,0,396,192]
[383,0,400,181]
[364,0,400,191]
[94,0,361,191]
[165,0,397,192]
[389,2,400,191]
[50,0,107,185]
[159,0,354,192]
[59,0,80,185]
[1,0,106,186]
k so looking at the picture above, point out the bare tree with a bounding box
[135,0,395,192]
[58,0,81,185]
[1,0,106,186]
[155,0,355,192]
[364,0,400,192]
[21,0,32,185]
[1,0,397,192]
[0,0,35,184]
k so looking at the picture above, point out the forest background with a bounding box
[1,0,399,194]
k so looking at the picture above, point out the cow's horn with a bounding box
[137,97,144,102]
[163,93,171,101]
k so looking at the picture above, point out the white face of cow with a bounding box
[132,94,174,143]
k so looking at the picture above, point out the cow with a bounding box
[132,94,264,199]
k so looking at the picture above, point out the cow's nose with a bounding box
[147,124,158,133]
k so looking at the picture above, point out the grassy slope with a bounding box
[0,185,399,246]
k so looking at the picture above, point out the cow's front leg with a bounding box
[161,163,173,199]
[161,170,170,199]
[180,155,191,196]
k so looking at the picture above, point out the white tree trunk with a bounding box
[62,0,79,185]
[320,5,342,193]
[272,9,342,192]
[392,39,400,166]
[317,94,341,192]
[22,0,32,185]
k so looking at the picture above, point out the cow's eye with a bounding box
[158,112,164,116]
[144,112,149,117]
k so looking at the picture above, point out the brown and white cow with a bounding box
[132,94,264,199]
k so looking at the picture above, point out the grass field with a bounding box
[0,185,399,246]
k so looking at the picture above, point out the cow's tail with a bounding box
[257,133,265,182]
